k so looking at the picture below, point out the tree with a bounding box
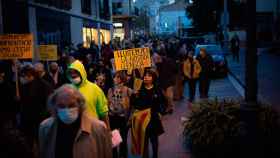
[186,0,223,33]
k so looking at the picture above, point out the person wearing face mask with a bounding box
[39,84,112,158]
[19,65,53,149]
[66,60,110,128]
[49,62,66,89]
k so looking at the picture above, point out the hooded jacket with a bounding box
[67,60,108,119]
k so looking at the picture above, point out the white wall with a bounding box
[28,7,38,44]
[159,10,191,34]
[70,0,83,46]
[71,0,82,15]
[70,17,83,46]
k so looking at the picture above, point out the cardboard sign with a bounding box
[38,45,58,61]
[0,34,33,59]
[114,47,151,71]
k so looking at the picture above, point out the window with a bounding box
[113,2,123,15]
[99,0,111,20]
[81,0,92,15]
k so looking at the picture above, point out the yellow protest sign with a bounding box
[38,45,58,61]
[0,34,33,59]
[114,47,151,71]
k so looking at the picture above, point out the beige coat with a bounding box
[183,58,201,79]
[39,113,112,158]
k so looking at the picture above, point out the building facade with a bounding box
[112,0,138,40]
[158,0,192,36]
[256,0,280,42]
[0,0,113,49]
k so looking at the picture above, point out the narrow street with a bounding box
[128,77,241,158]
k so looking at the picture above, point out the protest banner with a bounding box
[37,45,58,73]
[37,45,58,61]
[114,47,151,71]
[0,34,33,59]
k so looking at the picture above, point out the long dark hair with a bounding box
[143,68,158,86]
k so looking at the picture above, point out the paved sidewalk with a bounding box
[226,48,280,109]
[127,77,241,158]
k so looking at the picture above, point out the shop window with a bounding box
[83,27,99,48]
[83,27,111,48]
[100,29,111,44]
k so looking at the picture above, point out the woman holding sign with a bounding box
[130,69,165,158]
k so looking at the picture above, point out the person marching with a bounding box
[39,84,112,158]
[130,69,165,158]
[66,60,110,127]
[107,71,133,158]
[183,51,201,103]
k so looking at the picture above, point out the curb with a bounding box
[228,69,271,105]
[228,70,245,98]
[228,70,245,89]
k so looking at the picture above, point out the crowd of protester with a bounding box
[0,36,215,158]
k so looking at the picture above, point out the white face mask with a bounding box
[57,107,79,124]
[71,77,82,85]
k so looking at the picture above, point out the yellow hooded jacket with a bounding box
[67,60,108,119]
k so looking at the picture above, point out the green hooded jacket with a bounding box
[67,60,108,119]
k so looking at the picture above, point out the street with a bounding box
[128,77,241,158]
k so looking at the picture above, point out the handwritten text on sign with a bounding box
[114,47,151,71]
[38,45,58,61]
[0,34,33,59]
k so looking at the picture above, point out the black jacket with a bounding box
[20,78,53,127]
[131,85,165,135]
[196,54,214,77]
[156,57,177,89]
[0,81,17,122]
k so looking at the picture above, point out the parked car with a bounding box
[195,44,228,78]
